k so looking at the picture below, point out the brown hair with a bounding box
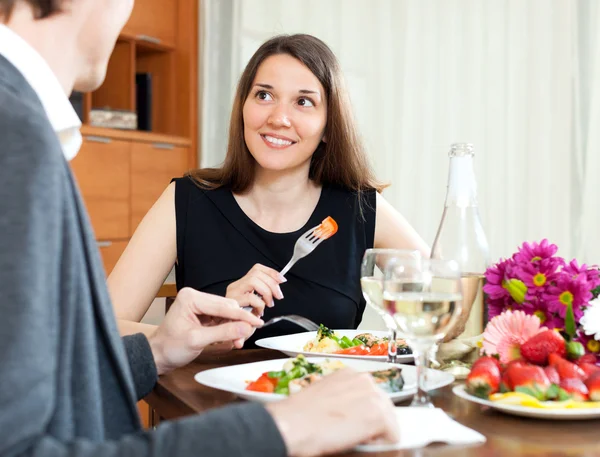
[189,33,385,194]
[0,0,64,21]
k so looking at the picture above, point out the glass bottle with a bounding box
[431,143,490,338]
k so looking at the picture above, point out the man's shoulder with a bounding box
[0,89,62,181]
[0,56,58,153]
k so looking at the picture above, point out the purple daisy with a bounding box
[543,273,591,319]
[521,299,563,329]
[484,258,515,319]
[513,239,562,268]
[483,257,512,300]
[518,261,558,294]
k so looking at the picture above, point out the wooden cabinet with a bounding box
[131,142,189,232]
[123,0,177,49]
[71,0,197,287]
[71,137,131,240]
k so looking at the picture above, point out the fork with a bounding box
[260,314,319,332]
[242,217,338,316]
[279,216,338,277]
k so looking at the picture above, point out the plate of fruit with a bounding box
[454,328,600,420]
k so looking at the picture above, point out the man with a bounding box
[0,1,400,456]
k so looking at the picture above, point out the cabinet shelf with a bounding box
[80,125,191,147]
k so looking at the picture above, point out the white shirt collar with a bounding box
[0,24,82,161]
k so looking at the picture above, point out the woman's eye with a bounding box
[298,97,315,107]
[256,91,273,101]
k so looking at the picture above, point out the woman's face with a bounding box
[242,54,327,174]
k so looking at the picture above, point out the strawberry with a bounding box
[510,365,551,400]
[520,330,566,365]
[548,353,585,380]
[467,357,501,398]
[559,378,589,402]
[577,354,598,365]
[501,360,528,391]
[544,365,560,385]
[579,362,600,379]
[584,371,600,401]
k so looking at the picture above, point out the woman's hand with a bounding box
[226,264,286,316]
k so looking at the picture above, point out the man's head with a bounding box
[0,0,134,92]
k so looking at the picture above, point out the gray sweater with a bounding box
[0,54,287,457]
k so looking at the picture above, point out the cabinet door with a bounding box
[97,240,128,276]
[131,142,189,233]
[124,0,177,48]
[71,137,131,239]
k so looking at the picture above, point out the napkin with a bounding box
[354,407,486,452]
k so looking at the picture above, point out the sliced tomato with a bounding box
[314,216,338,239]
[335,345,371,355]
[369,343,388,356]
[246,372,278,393]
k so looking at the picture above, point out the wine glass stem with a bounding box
[387,328,397,363]
[411,342,434,407]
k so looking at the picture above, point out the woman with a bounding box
[109,34,429,347]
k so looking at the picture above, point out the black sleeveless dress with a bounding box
[172,176,376,347]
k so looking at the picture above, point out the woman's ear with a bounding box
[322,135,327,143]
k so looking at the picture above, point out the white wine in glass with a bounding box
[384,258,463,407]
[360,249,420,363]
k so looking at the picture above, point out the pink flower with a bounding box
[518,261,557,295]
[521,301,563,330]
[482,310,546,364]
[563,260,600,291]
[484,258,515,319]
[544,273,591,319]
[513,239,560,265]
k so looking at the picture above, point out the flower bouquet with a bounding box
[483,239,600,362]
[462,240,600,406]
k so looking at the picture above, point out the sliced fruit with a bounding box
[577,354,598,365]
[466,357,501,398]
[559,378,589,402]
[543,365,560,385]
[585,371,600,401]
[548,353,585,380]
[510,365,551,401]
[578,362,600,379]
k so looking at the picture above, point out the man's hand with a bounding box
[265,369,400,457]
[147,287,263,375]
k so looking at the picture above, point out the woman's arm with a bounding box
[108,182,178,336]
[373,192,430,256]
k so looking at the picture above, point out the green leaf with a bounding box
[267,370,285,378]
[565,302,576,341]
[515,386,541,400]
[503,279,527,304]
[546,384,560,400]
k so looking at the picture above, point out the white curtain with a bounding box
[200,0,600,263]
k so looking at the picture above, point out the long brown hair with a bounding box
[189,34,385,194]
[0,0,64,21]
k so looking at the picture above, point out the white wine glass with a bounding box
[383,258,463,407]
[360,249,420,363]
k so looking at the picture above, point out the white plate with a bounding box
[195,357,454,403]
[453,384,600,420]
[255,329,414,363]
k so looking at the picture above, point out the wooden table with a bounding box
[145,350,600,457]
